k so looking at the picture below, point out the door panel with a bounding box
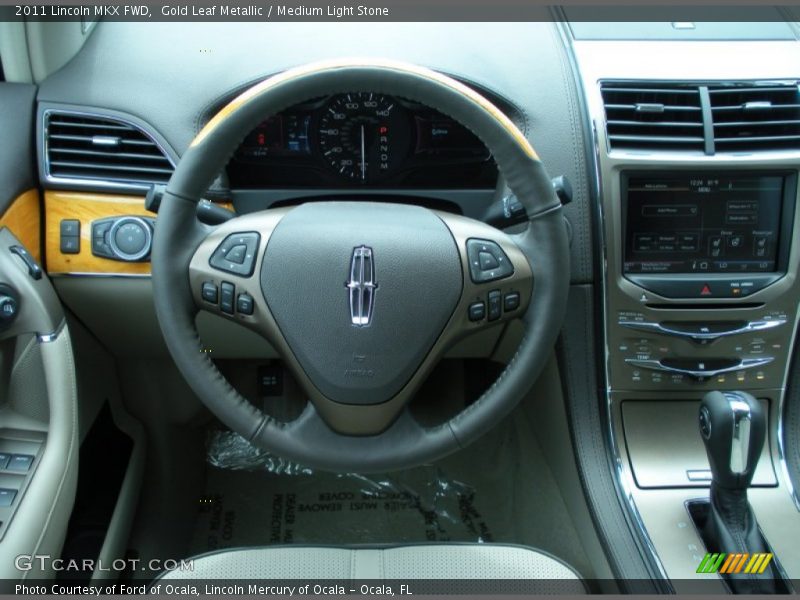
[0,82,78,579]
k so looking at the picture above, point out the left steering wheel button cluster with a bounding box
[210,232,260,277]
[466,238,514,283]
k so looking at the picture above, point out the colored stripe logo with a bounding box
[697,553,773,574]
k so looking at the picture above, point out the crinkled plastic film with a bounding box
[208,430,315,476]
[198,430,507,552]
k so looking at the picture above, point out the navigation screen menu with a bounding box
[624,175,784,274]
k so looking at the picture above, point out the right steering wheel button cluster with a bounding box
[466,238,514,283]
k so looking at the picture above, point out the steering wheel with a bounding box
[152,59,569,473]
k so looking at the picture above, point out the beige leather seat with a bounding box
[160,544,583,592]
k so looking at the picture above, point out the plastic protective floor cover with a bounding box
[191,416,591,578]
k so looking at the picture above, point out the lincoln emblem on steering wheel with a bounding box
[346,245,377,327]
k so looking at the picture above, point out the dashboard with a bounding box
[227,93,498,189]
[4,16,800,590]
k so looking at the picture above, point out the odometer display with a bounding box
[318,93,408,182]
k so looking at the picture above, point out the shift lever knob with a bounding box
[699,391,766,489]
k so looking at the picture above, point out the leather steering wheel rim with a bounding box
[151,59,570,473]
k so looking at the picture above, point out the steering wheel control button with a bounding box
[201,282,218,304]
[210,232,260,277]
[504,292,521,312]
[468,301,486,322]
[0,488,16,507]
[220,282,235,315]
[7,454,33,472]
[487,290,502,321]
[236,293,254,316]
[59,219,80,254]
[478,251,499,271]
[466,239,514,283]
[226,245,247,265]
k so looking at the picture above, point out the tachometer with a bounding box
[317,93,405,182]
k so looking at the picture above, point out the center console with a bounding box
[571,33,800,592]
[609,171,797,395]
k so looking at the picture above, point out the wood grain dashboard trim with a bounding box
[44,191,235,275]
[0,190,42,263]
[45,191,154,275]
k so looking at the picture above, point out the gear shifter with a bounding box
[699,391,776,592]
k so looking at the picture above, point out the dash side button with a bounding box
[0,453,9,470]
[60,219,80,237]
[60,236,80,254]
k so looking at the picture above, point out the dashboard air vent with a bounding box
[600,83,704,152]
[709,83,800,152]
[45,112,174,187]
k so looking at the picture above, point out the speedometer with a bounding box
[317,93,405,182]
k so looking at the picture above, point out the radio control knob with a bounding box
[108,217,153,261]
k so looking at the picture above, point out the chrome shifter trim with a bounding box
[727,393,752,475]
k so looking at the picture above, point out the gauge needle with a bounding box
[360,124,366,182]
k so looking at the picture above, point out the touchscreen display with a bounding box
[624,175,784,274]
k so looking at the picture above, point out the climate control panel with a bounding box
[610,309,791,391]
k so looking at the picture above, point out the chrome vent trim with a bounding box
[709,83,800,152]
[600,82,705,152]
[601,80,800,155]
[43,109,176,191]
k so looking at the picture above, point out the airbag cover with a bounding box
[261,202,462,405]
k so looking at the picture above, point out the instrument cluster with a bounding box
[227,92,499,189]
